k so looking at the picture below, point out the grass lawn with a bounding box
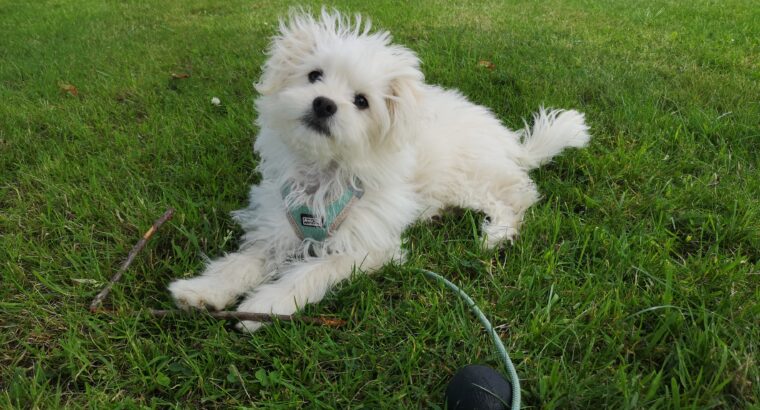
[1,0,758,408]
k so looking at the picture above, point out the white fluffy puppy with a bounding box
[169,10,590,332]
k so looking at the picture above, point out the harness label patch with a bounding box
[300,214,323,228]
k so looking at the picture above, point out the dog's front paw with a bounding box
[233,299,271,333]
[235,320,264,333]
[234,287,296,333]
[168,278,233,311]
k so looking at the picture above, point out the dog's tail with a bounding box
[518,108,590,170]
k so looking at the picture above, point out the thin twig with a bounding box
[148,309,347,327]
[89,208,175,312]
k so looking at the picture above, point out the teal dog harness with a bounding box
[281,180,363,242]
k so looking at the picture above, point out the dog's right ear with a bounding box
[255,13,320,95]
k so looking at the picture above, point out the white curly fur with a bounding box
[168,9,591,332]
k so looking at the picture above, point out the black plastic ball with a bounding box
[445,364,512,410]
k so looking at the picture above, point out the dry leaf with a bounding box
[60,83,79,96]
[171,72,191,79]
[477,60,496,70]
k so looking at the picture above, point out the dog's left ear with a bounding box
[384,47,424,148]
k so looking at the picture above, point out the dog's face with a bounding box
[254,11,423,165]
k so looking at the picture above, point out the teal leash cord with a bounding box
[418,269,521,410]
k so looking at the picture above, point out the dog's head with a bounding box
[254,9,423,166]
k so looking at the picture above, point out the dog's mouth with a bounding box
[301,114,332,137]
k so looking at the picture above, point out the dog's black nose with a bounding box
[312,96,337,119]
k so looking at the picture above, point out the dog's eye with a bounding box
[308,70,323,83]
[354,94,369,110]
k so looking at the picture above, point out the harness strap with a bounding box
[281,180,363,242]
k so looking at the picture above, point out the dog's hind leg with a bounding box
[465,171,540,248]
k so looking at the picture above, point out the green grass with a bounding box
[1,0,758,408]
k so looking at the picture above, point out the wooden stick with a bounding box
[89,208,175,312]
[148,309,346,327]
